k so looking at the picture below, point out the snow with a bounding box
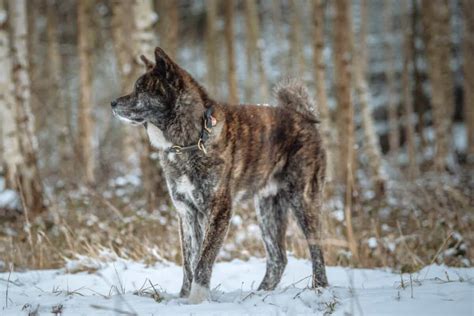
[0,189,21,210]
[1,257,472,316]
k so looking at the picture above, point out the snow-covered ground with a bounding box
[1,257,472,315]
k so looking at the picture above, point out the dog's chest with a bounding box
[146,124,173,150]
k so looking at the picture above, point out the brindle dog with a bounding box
[111,47,328,304]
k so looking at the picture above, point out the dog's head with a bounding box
[111,47,204,129]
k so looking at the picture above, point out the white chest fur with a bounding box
[146,124,173,149]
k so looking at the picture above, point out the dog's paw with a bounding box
[188,282,210,304]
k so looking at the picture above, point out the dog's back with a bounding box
[211,79,325,204]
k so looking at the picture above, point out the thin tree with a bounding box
[352,0,386,195]
[111,0,139,167]
[6,0,46,214]
[383,0,400,159]
[159,0,179,59]
[225,0,239,104]
[132,0,168,211]
[332,0,358,261]
[312,0,335,195]
[421,0,454,171]
[244,0,268,102]
[206,0,218,97]
[411,0,428,152]
[289,0,305,75]
[1,0,21,190]
[77,0,95,184]
[402,0,418,177]
[462,0,474,162]
[47,0,70,170]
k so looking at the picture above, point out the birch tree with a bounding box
[77,0,95,184]
[0,0,21,189]
[383,0,399,159]
[132,0,168,211]
[352,0,386,195]
[312,0,335,195]
[5,0,46,214]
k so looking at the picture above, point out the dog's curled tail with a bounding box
[274,78,319,123]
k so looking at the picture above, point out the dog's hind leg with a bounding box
[289,186,328,288]
[255,193,289,291]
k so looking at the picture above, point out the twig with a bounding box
[148,279,162,302]
[5,263,12,308]
[281,275,312,293]
[292,287,309,299]
[241,291,256,302]
[409,273,414,299]
[90,304,137,315]
[423,232,453,280]
[0,277,22,287]
[396,221,425,266]
[113,263,125,294]
[86,188,124,220]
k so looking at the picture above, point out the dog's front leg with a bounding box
[178,217,193,297]
[188,192,231,304]
[178,209,205,297]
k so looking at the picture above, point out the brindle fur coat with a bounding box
[111,47,328,304]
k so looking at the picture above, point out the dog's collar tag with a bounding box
[210,116,217,127]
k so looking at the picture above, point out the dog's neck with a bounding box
[147,95,218,151]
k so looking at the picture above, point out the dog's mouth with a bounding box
[112,110,145,126]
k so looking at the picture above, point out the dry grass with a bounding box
[0,169,472,273]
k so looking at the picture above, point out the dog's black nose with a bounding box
[111,100,117,108]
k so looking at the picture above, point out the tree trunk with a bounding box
[77,0,95,184]
[1,0,21,189]
[7,0,46,215]
[225,0,239,104]
[332,0,358,261]
[289,0,305,75]
[159,0,178,59]
[411,0,429,153]
[47,0,70,173]
[421,0,454,171]
[244,0,268,102]
[383,0,400,159]
[132,0,168,211]
[353,0,386,196]
[462,0,474,162]
[312,0,335,196]
[402,0,418,177]
[111,0,139,168]
[205,0,218,97]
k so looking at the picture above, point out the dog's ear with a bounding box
[140,55,154,71]
[153,47,179,78]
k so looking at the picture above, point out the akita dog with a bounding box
[111,47,328,304]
